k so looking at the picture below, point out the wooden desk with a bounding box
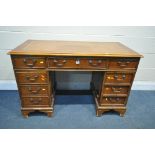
[8,40,143,118]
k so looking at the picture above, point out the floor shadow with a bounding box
[28,111,48,117]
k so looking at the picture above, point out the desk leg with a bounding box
[47,111,53,117]
[21,110,34,118]
[21,111,29,118]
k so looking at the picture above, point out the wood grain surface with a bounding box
[8,40,143,57]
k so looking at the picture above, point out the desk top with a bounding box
[8,40,143,57]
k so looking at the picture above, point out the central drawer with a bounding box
[48,57,108,69]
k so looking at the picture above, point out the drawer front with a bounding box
[12,56,46,69]
[83,58,107,69]
[109,58,139,70]
[16,71,48,84]
[102,86,129,95]
[100,97,126,106]
[48,57,108,69]
[105,72,133,84]
[20,85,49,96]
[22,97,50,107]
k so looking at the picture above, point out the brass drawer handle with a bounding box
[23,58,37,67]
[53,59,66,67]
[112,87,122,93]
[107,97,120,103]
[117,61,130,67]
[28,86,41,94]
[88,59,102,67]
[114,74,126,81]
[26,75,39,82]
[29,98,42,104]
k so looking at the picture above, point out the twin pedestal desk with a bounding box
[8,40,143,118]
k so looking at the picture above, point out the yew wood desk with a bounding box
[8,40,143,118]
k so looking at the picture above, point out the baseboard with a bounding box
[0,80,17,90]
[132,81,155,90]
[0,80,155,90]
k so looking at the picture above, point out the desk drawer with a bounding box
[109,58,139,70]
[22,97,50,107]
[102,86,129,95]
[100,97,126,106]
[16,71,48,84]
[20,85,49,96]
[105,72,133,84]
[48,57,108,69]
[12,56,46,69]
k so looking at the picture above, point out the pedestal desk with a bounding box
[8,40,143,118]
